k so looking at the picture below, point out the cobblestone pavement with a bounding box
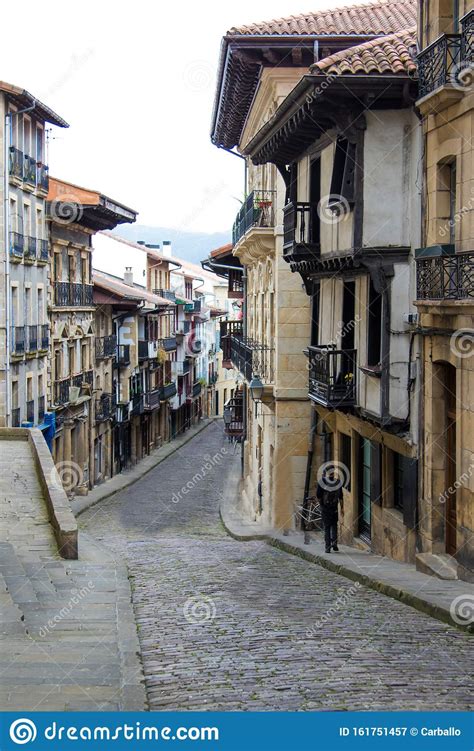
[81,422,473,711]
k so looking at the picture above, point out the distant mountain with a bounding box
[114,224,231,265]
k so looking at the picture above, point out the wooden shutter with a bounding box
[402,457,418,529]
[370,441,382,505]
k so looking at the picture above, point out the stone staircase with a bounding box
[0,431,145,711]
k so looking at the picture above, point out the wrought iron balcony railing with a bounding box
[230,336,274,384]
[95,392,116,421]
[9,147,23,180]
[162,382,177,400]
[53,282,94,307]
[416,250,474,300]
[192,381,202,398]
[153,289,176,302]
[233,190,276,246]
[96,334,117,359]
[24,236,37,262]
[39,324,49,350]
[306,345,357,409]
[283,201,321,257]
[24,155,37,186]
[54,377,71,406]
[11,326,25,356]
[417,33,463,98]
[37,163,49,191]
[26,324,38,353]
[10,232,24,260]
[158,336,177,352]
[38,239,49,262]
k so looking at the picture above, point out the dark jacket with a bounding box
[316,481,342,520]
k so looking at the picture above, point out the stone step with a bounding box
[416,553,459,580]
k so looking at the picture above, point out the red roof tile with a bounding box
[228,0,416,37]
[312,26,417,75]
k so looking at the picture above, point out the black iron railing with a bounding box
[53,282,94,307]
[37,163,49,191]
[96,334,117,359]
[117,344,130,365]
[71,370,93,389]
[306,345,357,409]
[283,201,320,255]
[230,336,274,384]
[24,236,37,262]
[26,399,35,423]
[54,377,71,405]
[162,382,177,400]
[144,389,161,410]
[233,190,276,246]
[11,326,25,355]
[26,324,38,353]
[153,289,176,302]
[416,251,474,299]
[39,324,49,350]
[192,381,202,398]
[24,155,36,186]
[38,395,45,422]
[10,232,24,259]
[417,33,463,97]
[38,239,48,262]
[9,147,23,180]
[138,340,149,360]
[158,336,177,351]
[95,392,116,421]
[12,407,20,427]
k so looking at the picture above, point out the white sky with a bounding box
[3,0,359,233]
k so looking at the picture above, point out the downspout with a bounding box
[302,409,318,544]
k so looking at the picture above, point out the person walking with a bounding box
[316,471,343,553]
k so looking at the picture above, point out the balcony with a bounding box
[172,360,190,377]
[283,201,320,260]
[230,336,274,384]
[138,339,149,360]
[306,345,357,410]
[96,334,117,359]
[10,232,24,260]
[161,382,177,400]
[417,12,473,103]
[158,336,177,352]
[71,370,93,390]
[131,393,145,415]
[26,324,38,353]
[37,163,49,191]
[416,248,474,300]
[232,190,276,246]
[12,407,20,428]
[39,324,49,350]
[11,326,25,356]
[24,155,36,187]
[223,393,244,438]
[38,239,49,263]
[24,236,37,263]
[53,282,94,307]
[143,388,161,411]
[192,381,202,398]
[184,300,202,314]
[228,269,244,299]
[9,147,23,180]
[95,392,116,421]
[26,399,35,423]
[153,289,176,302]
[117,344,130,366]
[54,377,71,406]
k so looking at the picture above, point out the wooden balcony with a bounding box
[283,201,320,260]
[161,382,177,400]
[96,334,117,359]
[306,346,357,410]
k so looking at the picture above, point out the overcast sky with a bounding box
[4,0,359,234]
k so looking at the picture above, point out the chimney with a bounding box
[124,266,134,286]
[137,240,146,245]
[162,240,172,257]
[145,243,161,250]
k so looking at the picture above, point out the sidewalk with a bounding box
[220,462,474,633]
[72,419,213,516]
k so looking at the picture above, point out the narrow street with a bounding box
[80,422,473,712]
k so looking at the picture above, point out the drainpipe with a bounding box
[302,409,318,544]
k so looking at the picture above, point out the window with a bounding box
[23,203,31,237]
[437,160,457,244]
[311,283,320,346]
[393,452,404,510]
[36,207,43,240]
[329,138,356,208]
[367,278,382,367]
[340,433,352,491]
[23,117,31,156]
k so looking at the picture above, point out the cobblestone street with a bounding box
[81,422,473,711]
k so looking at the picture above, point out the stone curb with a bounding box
[72,419,213,517]
[219,466,474,634]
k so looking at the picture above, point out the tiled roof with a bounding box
[0,80,68,127]
[93,270,172,307]
[228,0,416,37]
[311,26,417,75]
[210,243,234,258]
